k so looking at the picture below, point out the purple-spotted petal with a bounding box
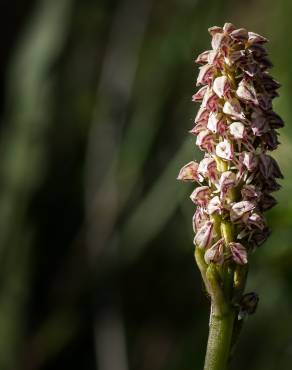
[177,161,202,182]
[207,196,222,215]
[192,208,209,233]
[248,31,267,44]
[215,140,233,160]
[207,112,223,133]
[208,26,223,36]
[236,79,258,104]
[242,152,258,172]
[223,99,245,120]
[229,242,248,264]
[229,121,245,139]
[250,110,270,136]
[211,32,229,51]
[202,88,219,111]
[196,64,214,86]
[204,238,225,265]
[195,50,211,64]
[230,28,248,41]
[226,50,246,65]
[248,212,266,230]
[190,186,210,206]
[196,130,215,151]
[230,201,255,223]
[195,106,209,123]
[241,185,261,200]
[198,156,218,180]
[223,23,236,33]
[218,170,236,197]
[192,85,208,102]
[213,75,230,98]
[194,221,214,248]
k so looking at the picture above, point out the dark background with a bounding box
[0,0,292,369]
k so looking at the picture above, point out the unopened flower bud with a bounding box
[238,292,259,319]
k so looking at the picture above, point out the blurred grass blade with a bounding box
[120,139,199,263]
[0,0,72,368]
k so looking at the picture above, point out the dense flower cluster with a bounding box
[178,23,283,266]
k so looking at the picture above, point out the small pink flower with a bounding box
[195,106,209,123]
[211,32,229,51]
[223,23,236,33]
[207,196,222,214]
[230,28,248,41]
[236,79,258,104]
[248,32,267,44]
[204,238,225,265]
[241,185,261,200]
[202,88,219,111]
[197,64,214,86]
[207,50,221,65]
[250,110,270,136]
[229,121,245,139]
[241,62,259,77]
[194,221,214,248]
[207,112,225,133]
[192,208,209,232]
[192,85,208,102]
[215,139,233,160]
[177,161,202,182]
[213,75,230,98]
[190,186,210,206]
[223,98,245,120]
[196,130,215,151]
[208,26,223,36]
[242,152,258,172]
[189,120,207,135]
[248,212,266,230]
[195,50,211,64]
[229,242,248,265]
[198,157,218,180]
[227,50,245,65]
[218,171,236,198]
[230,201,255,223]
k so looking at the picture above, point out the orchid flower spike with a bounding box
[177,22,283,370]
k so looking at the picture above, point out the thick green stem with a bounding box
[198,157,248,370]
[203,310,235,370]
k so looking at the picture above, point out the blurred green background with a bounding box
[0,0,292,369]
